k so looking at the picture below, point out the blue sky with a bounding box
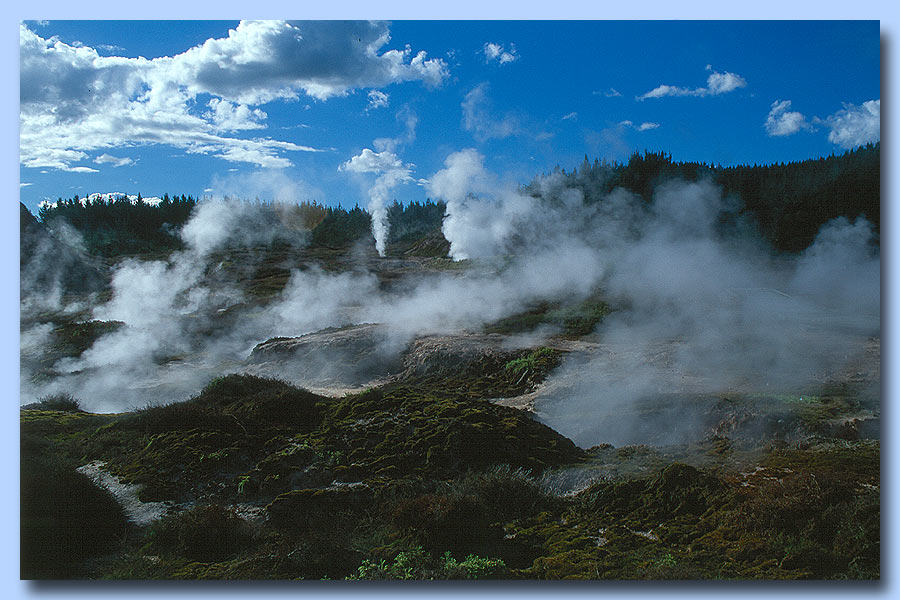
[18,20,880,214]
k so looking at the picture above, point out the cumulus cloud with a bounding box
[824,99,880,149]
[462,82,519,141]
[593,88,622,98]
[203,99,267,132]
[483,42,518,64]
[341,148,409,174]
[169,21,448,104]
[637,65,746,101]
[19,21,447,171]
[367,90,390,111]
[764,99,813,136]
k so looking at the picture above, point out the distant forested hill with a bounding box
[30,143,879,258]
[546,142,880,252]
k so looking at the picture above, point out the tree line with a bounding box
[35,194,449,257]
[32,143,879,257]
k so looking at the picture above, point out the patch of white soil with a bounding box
[76,461,171,525]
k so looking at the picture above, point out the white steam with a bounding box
[21,152,880,452]
[341,149,414,256]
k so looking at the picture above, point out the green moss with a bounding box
[22,392,83,412]
[484,295,612,337]
[402,346,563,400]
[51,319,123,351]
[21,369,879,580]
[504,347,560,376]
[313,385,584,481]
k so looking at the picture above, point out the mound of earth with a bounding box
[244,324,405,390]
[243,325,568,396]
[399,333,523,378]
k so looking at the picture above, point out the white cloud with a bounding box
[85,192,163,206]
[203,98,267,132]
[367,89,390,111]
[562,112,578,121]
[94,153,136,167]
[764,100,813,137]
[340,148,409,175]
[824,99,880,149]
[97,43,125,54]
[619,120,660,132]
[166,21,448,104]
[461,82,518,141]
[704,68,746,95]
[593,88,622,98]
[20,21,448,172]
[20,182,33,188]
[637,66,747,101]
[483,42,518,65]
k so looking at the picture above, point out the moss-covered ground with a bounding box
[21,368,879,580]
[483,295,612,338]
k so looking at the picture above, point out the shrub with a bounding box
[503,347,560,376]
[25,392,83,412]
[144,504,252,562]
[391,492,490,551]
[122,374,324,435]
[197,374,323,430]
[444,465,560,524]
[125,400,236,435]
[349,547,508,580]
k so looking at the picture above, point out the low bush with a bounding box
[350,546,508,580]
[24,392,83,412]
[144,504,252,563]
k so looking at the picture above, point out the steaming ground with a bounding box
[517,329,879,447]
[20,151,880,450]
